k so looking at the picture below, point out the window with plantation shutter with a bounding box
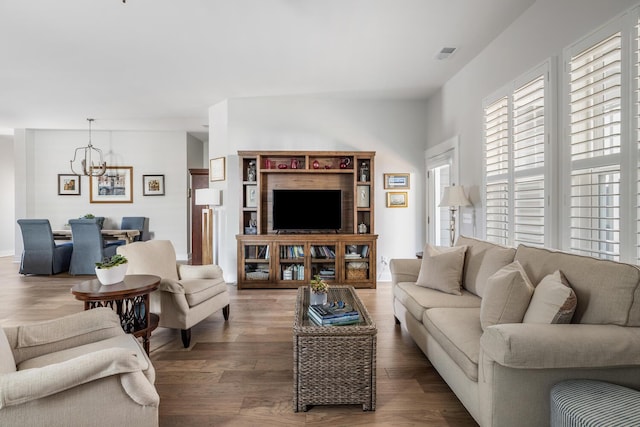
[483,66,549,248]
[568,32,622,261]
[484,97,509,245]
[513,76,546,247]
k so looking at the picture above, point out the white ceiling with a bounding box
[0,0,535,134]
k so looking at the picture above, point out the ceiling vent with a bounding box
[435,47,457,60]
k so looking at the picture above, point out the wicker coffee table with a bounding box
[293,285,377,412]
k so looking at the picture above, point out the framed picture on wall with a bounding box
[58,174,81,195]
[384,173,410,189]
[386,191,408,208]
[210,157,226,181]
[90,166,133,203]
[143,174,165,196]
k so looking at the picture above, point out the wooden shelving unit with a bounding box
[237,150,377,289]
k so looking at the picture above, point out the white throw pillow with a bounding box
[415,245,467,296]
[523,270,577,324]
[480,261,534,330]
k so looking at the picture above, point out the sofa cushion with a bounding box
[523,271,577,324]
[423,307,482,381]
[480,261,534,330]
[0,329,16,373]
[456,236,515,297]
[181,279,228,307]
[394,282,481,322]
[515,245,640,326]
[416,245,467,295]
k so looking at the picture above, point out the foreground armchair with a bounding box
[117,240,230,347]
[0,308,159,427]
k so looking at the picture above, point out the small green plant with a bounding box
[310,274,329,294]
[95,254,128,269]
[82,214,95,219]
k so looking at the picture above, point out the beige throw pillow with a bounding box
[480,261,534,330]
[416,245,467,296]
[474,247,517,297]
[523,270,577,324]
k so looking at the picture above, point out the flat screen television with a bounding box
[273,189,342,231]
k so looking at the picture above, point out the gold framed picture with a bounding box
[386,191,408,208]
[210,157,226,181]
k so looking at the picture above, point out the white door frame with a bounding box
[425,136,460,245]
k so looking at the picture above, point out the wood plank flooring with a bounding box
[0,256,477,426]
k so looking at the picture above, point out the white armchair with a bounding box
[0,308,158,427]
[117,240,230,347]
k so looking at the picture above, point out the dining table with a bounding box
[53,229,141,244]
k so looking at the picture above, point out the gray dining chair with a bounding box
[68,219,118,275]
[17,219,73,275]
[121,217,150,242]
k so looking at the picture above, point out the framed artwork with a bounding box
[357,185,370,208]
[58,174,81,195]
[245,185,258,208]
[90,166,133,203]
[210,157,226,181]
[143,174,165,196]
[384,173,410,189]
[386,191,408,208]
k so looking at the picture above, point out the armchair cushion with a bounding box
[182,279,228,307]
[117,240,179,281]
[0,347,146,409]
[0,330,15,374]
[179,264,223,280]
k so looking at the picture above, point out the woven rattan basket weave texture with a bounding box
[293,286,377,412]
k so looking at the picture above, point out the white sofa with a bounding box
[390,236,640,427]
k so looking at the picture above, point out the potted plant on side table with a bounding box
[95,254,128,285]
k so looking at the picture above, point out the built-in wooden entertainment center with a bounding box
[236,150,377,289]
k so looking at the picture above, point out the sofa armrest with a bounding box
[389,259,422,286]
[4,308,125,364]
[0,347,157,408]
[481,323,640,369]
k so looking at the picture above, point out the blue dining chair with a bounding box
[17,219,73,275]
[68,219,118,275]
[121,217,150,242]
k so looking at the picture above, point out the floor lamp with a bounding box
[195,188,221,265]
[439,184,471,246]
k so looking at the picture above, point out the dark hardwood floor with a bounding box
[0,256,477,426]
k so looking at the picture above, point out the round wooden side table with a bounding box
[71,274,160,354]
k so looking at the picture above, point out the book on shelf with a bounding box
[310,245,336,259]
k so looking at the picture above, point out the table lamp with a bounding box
[195,188,221,265]
[438,184,471,246]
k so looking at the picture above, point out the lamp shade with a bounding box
[195,188,221,206]
[439,185,471,208]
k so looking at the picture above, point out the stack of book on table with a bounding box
[308,301,360,326]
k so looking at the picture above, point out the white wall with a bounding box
[14,129,192,260]
[210,96,428,283]
[424,0,638,240]
[0,135,15,257]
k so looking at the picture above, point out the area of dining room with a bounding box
[16,216,150,276]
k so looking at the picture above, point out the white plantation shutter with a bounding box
[484,97,509,245]
[513,76,546,246]
[568,32,622,260]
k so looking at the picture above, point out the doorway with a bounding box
[425,137,459,246]
[189,168,208,265]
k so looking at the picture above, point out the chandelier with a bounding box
[70,118,107,177]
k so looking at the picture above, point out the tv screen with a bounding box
[273,189,342,231]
